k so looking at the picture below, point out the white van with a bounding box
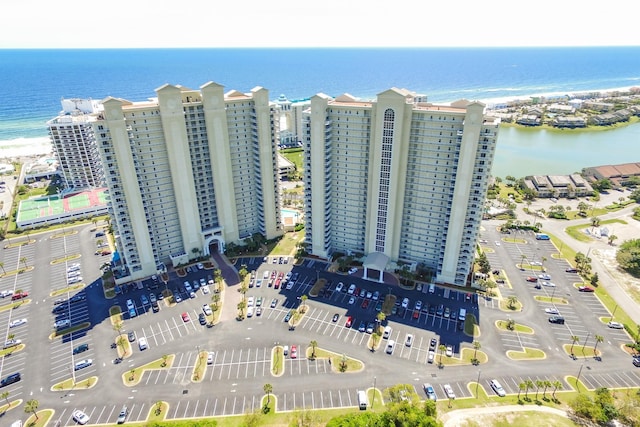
[428,283,436,294]
[383,326,392,339]
[283,345,289,356]
[263,271,270,280]
[138,337,148,350]
[357,390,368,410]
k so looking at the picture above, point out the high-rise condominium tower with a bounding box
[93,82,282,282]
[303,88,499,286]
[47,98,105,191]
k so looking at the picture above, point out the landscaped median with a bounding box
[52,375,98,391]
[48,322,90,340]
[303,347,364,373]
[436,347,488,367]
[192,350,209,382]
[506,347,546,360]
[123,354,175,386]
[271,345,285,376]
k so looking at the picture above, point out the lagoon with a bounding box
[491,122,640,179]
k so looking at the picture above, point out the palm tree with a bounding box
[19,257,28,270]
[552,380,563,399]
[1,390,9,406]
[535,380,544,400]
[507,296,518,309]
[541,256,547,272]
[593,335,604,358]
[570,335,580,356]
[472,340,481,365]
[300,295,308,311]
[238,265,248,281]
[517,382,526,400]
[0,262,5,275]
[608,234,618,246]
[542,380,551,399]
[263,383,273,404]
[520,254,528,269]
[237,300,246,317]
[309,340,318,359]
[376,312,386,333]
[25,399,39,420]
[438,344,447,367]
[524,379,534,399]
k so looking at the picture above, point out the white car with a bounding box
[348,267,358,275]
[490,379,506,397]
[335,282,344,293]
[0,290,12,298]
[386,340,395,354]
[9,318,27,328]
[3,339,21,348]
[347,284,356,295]
[545,307,560,315]
[202,304,213,316]
[415,300,422,311]
[427,350,435,364]
[348,296,356,305]
[54,319,70,329]
[74,359,93,370]
[207,352,214,364]
[73,409,90,425]
[247,306,254,317]
[405,334,413,347]
[126,299,135,310]
[541,281,556,287]
[443,384,456,399]
[495,241,501,246]
[538,274,551,280]
[201,285,210,294]
[138,337,148,350]
[608,321,624,329]
[401,297,409,309]
[445,345,453,357]
[197,263,204,270]
[247,296,254,307]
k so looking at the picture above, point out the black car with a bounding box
[549,316,565,324]
[73,343,89,354]
[198,313,207,325]
[566,268,578,273]
[429,338,437,351]
[332,313,339,322]
[0,372,21,387]
[70,294,86,303]
[151,301,160,312]
[128,331,136,342]
[633,357,640,367]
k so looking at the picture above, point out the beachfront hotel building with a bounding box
[47,98,106,191]
[93,83,282,282]
[303,89,499,286]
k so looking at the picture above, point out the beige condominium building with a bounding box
[94,82,282,283]
[303,88,499,286]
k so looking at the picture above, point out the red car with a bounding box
[526,277,538,282]
[361,299,369,309]
[345,316,353,328]
[578,286,595,292]
[181,312,191,322]
[413,310,420,319]
[11,292,29,301]
[274,279,281,289]
[290,345,297,359]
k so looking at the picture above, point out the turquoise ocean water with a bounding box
[1,47,639,174]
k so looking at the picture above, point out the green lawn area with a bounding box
[565,218,627,242]
[495,320,534,334]
[507,347,546,360]
[280,148,303,171]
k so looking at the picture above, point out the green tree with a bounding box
[0,262,5,275]
[541,380,552,399]
[1,390,9,406]
[517,382,526,400]
[438,344,446,367]
[570,335,580,356]
[590,272,599,286]
[25,399,39,420]
[507,295,518,309]
[552,380,563,399]
[472,340,481,365]
[616,239,640,277]
[476,251,491,274]
[19,256,28,269]
[263,383,273,404]
[309,340,317,359]
[535,380,544,400]
[524,379,534,399]
[238,264,248,281]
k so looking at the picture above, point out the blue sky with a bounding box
[2,0,639,48]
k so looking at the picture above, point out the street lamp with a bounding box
[576,363,585,392]
[476,369,481,398]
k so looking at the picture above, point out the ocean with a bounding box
[1,47,639,168]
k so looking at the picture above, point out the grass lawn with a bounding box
[148,401,170,422]
[499,298,523,312]
[464,314,480,337]
[280,148,303,171]
[507,347,546,360]
[495,320,534,334]
[534,295,569,304]
[53,375,98,391]
[562,344,600,358]
[565,218,627,242]
[436,348,488,366]
[312,348,364,372]
[123,354,175,386]
[192,351,208,381]
[24,409,55,427]
[272,346,284,375]
[0,298,31,313]
[50,283,85,297]
[267,230,304,256]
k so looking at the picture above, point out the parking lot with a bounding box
[1,220,640,425]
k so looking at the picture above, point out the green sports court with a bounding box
[17,188,109,228]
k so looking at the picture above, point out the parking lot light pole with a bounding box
[576,364,585,391]
[476,369,481,398]
[611,304,618,322]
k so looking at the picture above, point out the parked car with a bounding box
[423,383,437,401]
[538,274,551,280]
[579,286,595,292]
[72,410,90,425]
[608,321,624,329]
[117,405,128,424]
[332,313,339,322]
[207,352,215,364]
[3,339,21,349]
[181,312,191,322]
[405,334,413,347]
[0,372,21,387]
[9,318,27,328]
[566,268,578,273]
[74,359,93,371]
[73,343,89,354]
[526,276,538,282]
[386,340,395,354]
[128,331,136,342]
[427,350,435,364]
[345,316,353,328]
[202,304,213,316]
[348,267,358,274]
[54,319,70,329]
[11,292,28,300]
[490,379,506,397]
[401,297,409,308]
[549,316,565,324]
[445,345,453,357]
[443,384,456,399]
[429,338,437,351]
[290,345,297,359]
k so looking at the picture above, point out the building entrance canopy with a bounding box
[363,252,389,283]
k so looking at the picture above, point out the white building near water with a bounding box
[93,82,282,283]
[303,89,499,286]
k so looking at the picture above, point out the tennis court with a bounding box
[17,188,109,227]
